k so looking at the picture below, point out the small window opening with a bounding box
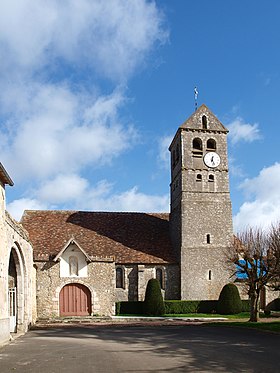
[206,234,211,244]
[208,175,214,182]
[202,115,208,129]
[208,270,212,280]
[207,138,216,150]
[196,174,202,182]
[116,267,124,288]
[156,268,164,289]
[192,138,202,150]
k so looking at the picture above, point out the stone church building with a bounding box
[0,104,277,344]
[21,103,233,319]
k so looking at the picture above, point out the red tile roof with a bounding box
[21,210,177,264]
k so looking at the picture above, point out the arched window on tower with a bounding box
[196,174,202,182]
[207,138,216,150]
[116,267,125,289]
[206,234,211,244]
[156,268,165,290]
[192,138,202,151]
[208,174,214,192]
[192,138,203,168]
[202,115,208,129]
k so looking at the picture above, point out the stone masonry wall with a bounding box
[116,264,180,302]
[36,259,115,318]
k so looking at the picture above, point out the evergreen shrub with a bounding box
[164,300,217,314]
[116,301,144,315]
[217,283,242,314]
[144,279,165,316]
[241,299,250,312]
[265,298,280,312]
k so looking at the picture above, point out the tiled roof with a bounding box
[21,210,177,264]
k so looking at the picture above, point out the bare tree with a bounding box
[227,224,280,322]
[267,224,280,292]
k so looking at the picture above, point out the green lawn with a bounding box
[164,312,250,319]
[119,312,250,319]
[206,321,280,333]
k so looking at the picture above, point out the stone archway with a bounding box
[8,246,25,332]
[59,283,92,316]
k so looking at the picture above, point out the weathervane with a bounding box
[194,86,198,111]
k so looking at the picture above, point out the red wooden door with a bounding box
[60,283,91,316]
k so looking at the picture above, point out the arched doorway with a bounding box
[8,246,25,332]
[8,252,17,332]
[59,283,92,316]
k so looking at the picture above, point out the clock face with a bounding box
[204,152,220,168]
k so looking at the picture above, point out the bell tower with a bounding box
[169,104,233,300]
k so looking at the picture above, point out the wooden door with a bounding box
[60,283,91,316]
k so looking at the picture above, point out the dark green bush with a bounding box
[217,283,242,315]
[116,301,144,315]
[265,298,280,312]
[116,297,249,316]
[197,300,217,313]
[144,279,165,316]
[164,300,217,314]
[164,300,199,314]
[241,299,250,312]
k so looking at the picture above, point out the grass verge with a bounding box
[119,312,251,319]
[206,321,280,333]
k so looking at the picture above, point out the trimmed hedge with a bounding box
[265,298,280,312]
[217,283,242,315]
[116,301,144,315]
[164,300,217,314]
[241,299,250,312]
[116,298,252,316]
[144,279,165,316]
[117,300,217,315]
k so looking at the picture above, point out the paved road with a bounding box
[0,323,279,372]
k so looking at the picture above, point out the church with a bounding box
[0,104,276,344]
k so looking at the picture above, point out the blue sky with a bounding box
[0,0,279,231]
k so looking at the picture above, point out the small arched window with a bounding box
[207,138,216,150]
[208,270,212,280]
[116,267,124,289]
[208,175,214,182]
[196,174,202,182]
[156,268,164,289]
[192,138,202,150]
[206,234,211,244]
[202,115,208,129]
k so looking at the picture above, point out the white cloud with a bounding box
[0,0,168,81]
[87,186,169,212]
[158,135,172,170]
[0,1,169,217]
[227,117,261,144]
[37,174,89,204]
[8,180,169,221]
[0,85,137,182]
[7,198,48,221]
[233,163,280,231]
